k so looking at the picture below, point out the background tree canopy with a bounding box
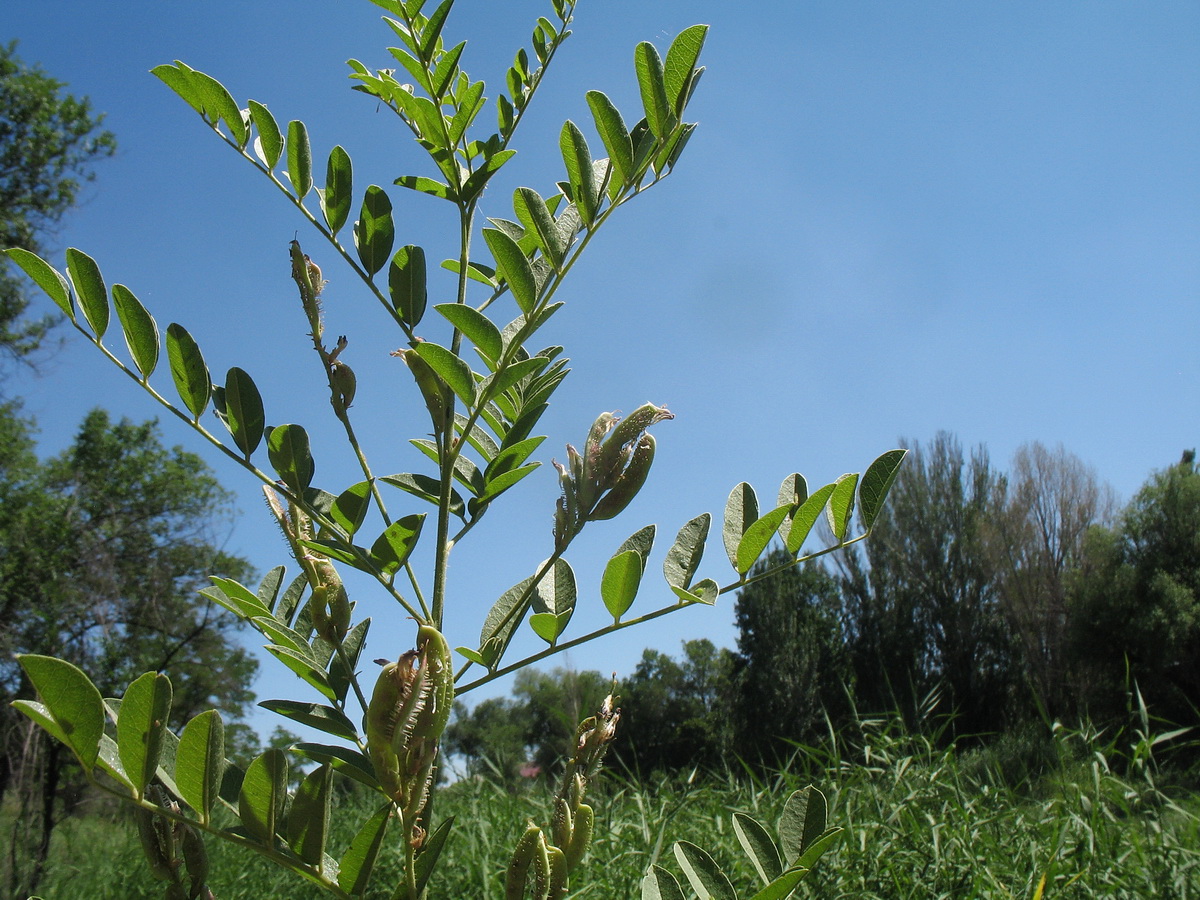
[0,40,115,363]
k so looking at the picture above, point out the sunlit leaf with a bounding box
[723,482,759,569]
[634,41,673,139]
[825,473,859,543]
[786,483,837,555]
[176,710,225,824]
[736,505,792,574]
[858,449,907,531]
[663,25,708,113]
[16,655,105,770]
[239,749,288,844]
[389,245,427,327]
[66,247,108,338]
[266,423,315,493]
[338,803,392,895]
[663,513,710,589]
[248,100,283,168]
[355,186,395,277]
[779,786,828,866]
[330,481,372,536]
[322,145,353,234]
[381,472,466,518]
[222,367,265,458]
[4,248,73,318]
[117,672,172,798]
[674,841,736,900]
[111,284,159,378]
[436,302,502,361]
[287,763,333,865]
[165,323,210,420]
[530,558,576,643]
[601,549,642,621]
[734,813,782,884]
[560,121,598,225]
[413,341,475,405]
[369,514,425,577]
[483,227,537,313]
[641,865,686,900]
[586,91,634,187]
[286,119,312,198]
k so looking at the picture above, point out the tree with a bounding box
[989,442,1116,718]
[0,40,115,363]
[838,433,1018,736]
[731,552,849,763]
[0,406,255,897]
[615,639,734,774]
[445,696,531,783]
[1069,450,1200,725]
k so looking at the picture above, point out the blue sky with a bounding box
[6,1,1199,730]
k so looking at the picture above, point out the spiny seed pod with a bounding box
[590,433,656,521]
[564,803,594,871]
[546,845,568,900]
[179,821,209,895]
[596,403,672,480]
[505,823,544,900]
[134,807,175,882]
[551,796,573,852]
[365,626,454,806]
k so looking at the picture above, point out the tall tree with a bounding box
[0,407,255,896]
[837,433,1018,736]
[1069,450,1200,726]
[731,552,849,763]
[615,639,734,774]
[989,442,1116,718]
[0,40,115,362]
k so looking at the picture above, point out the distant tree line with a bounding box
[447,434,1200,779]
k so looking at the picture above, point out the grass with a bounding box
[13,715,1200,899]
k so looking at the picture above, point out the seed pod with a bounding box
[505,823,544,900]
[564,803,594,871]
[531,829,553,900]
[551,796,573,853]
[329,361,357,412]
[590,433,656,521]
[595,403,672,481]
[179,821,209,895]
[545,845,568,900]
[365,650,417,799]
[134,807,175,882]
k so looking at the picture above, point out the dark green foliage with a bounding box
[615,640,733,774]
[731,553,849,762]
[0,405,255,897]
[837,433,1019,736]
[1070,450,1200,726]
[0,41,116,362]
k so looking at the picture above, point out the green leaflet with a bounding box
[338,803,392,895]
[287,763,333,865]
[354,186,395,277]
[287,119,313,198]
[165,323,210,420]
[779,786,827,866]
[248,100,283,168]
[258,699,358,742]
[436,302,502,362]
[858,449,908,531]
[322,145,353,234]
[601,549,642,621]
[663,25,708,114]
[266,423,315,493]
[559,121,598,225]
[530,558,576,643]
[641,865,685,900]
[513,187,566,267]
[292,743,377,789]
[239,749,288,845]
[673,841,737,900]
[390,245,428,327]
[825,473,859,543]
[4,248,73,319]
[733,813,783,884]
[634,41,673,139]
[331,481,372,536]
[736,505,793,574]
[117,672,173,799]
[413,340,476,405]
[222,366,265,458]
[723,482,759,569]
[414,817,455,896]
[586,91,634,189]
[176,710,225,825]
[14,655,105,770]
[776,472,808,542]
[189,69,248,146]
[369,514,425,577]
[786,483,837,555]
[483,227,537,313]
[66,247,109,338]
[111,284,159,379]
[663,513,710,590]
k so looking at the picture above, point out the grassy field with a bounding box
[14,714,1200,899]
